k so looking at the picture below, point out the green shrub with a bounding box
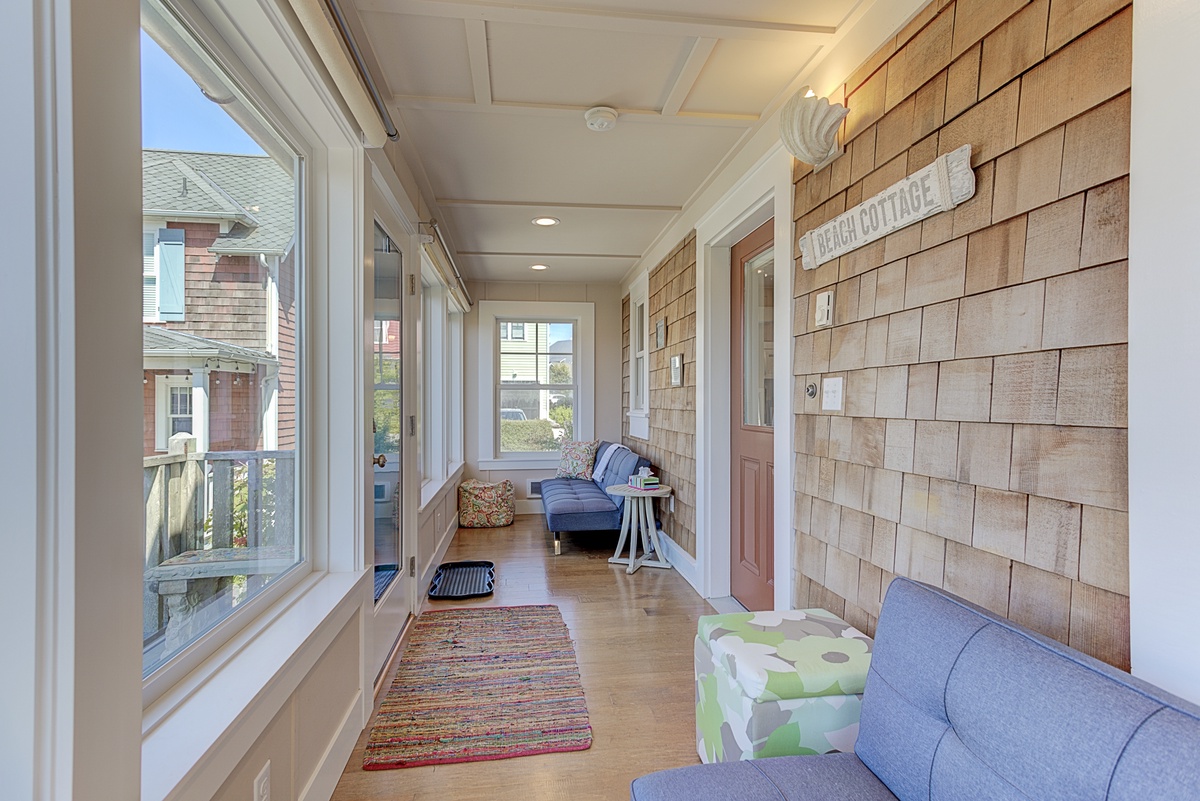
[500,418,558,452]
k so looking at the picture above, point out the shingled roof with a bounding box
[143,326,276,365]
[143,149,294,256]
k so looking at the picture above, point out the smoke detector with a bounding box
[584,106,618,132]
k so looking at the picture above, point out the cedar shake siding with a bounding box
[791,1,1131,668]
[622,234,698,557]
[276,247,297,450]
[157,221,269,351]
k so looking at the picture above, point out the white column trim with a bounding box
[693,143,796,609]
[190,368,211,453]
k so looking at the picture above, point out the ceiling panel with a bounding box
[682,38,820,116]
[487,22,687,109]
[458,253,639,283]
[486,0,862,29]
[360,12,474,99]
[442,205,679,254]
[398,107,746,206]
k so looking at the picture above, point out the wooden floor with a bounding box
[330,515,714,801]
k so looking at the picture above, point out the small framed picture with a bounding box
[655,319,666,349]
[669,354,683,386]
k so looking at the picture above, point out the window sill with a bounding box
[141,569,369,801]
[478,457,560,471]
[419,463,466,511]
[627,411,650,441]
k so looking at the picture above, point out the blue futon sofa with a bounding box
[632,577,1200,800]
[540,441,650,554]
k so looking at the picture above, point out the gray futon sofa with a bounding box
[632,576,1200,800]
[540,441,650,554]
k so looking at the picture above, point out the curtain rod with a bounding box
[323,0,399,141]
[421,219,474,308]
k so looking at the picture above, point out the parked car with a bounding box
[500,408,527,421]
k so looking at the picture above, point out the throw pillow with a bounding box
[556,440,600,480]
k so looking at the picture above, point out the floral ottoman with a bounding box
[457,478,515,528]
[695,608,873,763]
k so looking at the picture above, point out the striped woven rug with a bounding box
[363,604,593,770]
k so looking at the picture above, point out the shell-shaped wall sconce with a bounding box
[779,87,850,170]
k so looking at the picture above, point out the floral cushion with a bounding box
[555,440,600,480]
[457,479,515,528]
[697,609,873,702]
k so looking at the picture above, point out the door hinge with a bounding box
[408,274,417,296]
[408,415,417,436]
[408,556,416,577]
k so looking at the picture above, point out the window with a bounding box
[477,300,595,467]
[140,4,302,683]
[498,321,526,340]
[627,272,650,439]
[154,375,195,451]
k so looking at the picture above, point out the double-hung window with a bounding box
[477,300,595,467]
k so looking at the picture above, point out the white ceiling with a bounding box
[344,0,910,283]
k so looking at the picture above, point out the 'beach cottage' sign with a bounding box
[798,144,976,270]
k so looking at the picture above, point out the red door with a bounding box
[730,220,775,611]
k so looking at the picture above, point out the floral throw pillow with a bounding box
[556,440,600,480]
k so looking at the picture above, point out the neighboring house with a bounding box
[140,149,296,456]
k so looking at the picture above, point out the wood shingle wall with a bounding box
[793,0,1131,667]
[623,234,699,557]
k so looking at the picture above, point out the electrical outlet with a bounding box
[253,761,271,801]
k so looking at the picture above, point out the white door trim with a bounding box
[694,144,795,610]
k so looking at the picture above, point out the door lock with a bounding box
[372,453,387,468]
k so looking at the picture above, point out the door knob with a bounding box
[373,454,387,468]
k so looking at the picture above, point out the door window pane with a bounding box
[742,248,774,428]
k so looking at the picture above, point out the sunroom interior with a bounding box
[6,0,1200,799]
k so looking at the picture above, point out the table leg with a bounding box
[609,496,634,567]
[626,497,643,573]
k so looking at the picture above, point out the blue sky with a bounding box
[141,30,265,155]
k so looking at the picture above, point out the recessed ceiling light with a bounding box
[532,216,560,226]
[530,264,549,271]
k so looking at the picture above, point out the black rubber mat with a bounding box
[428,560,495,600]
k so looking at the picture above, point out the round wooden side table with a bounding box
[605,484,672,574]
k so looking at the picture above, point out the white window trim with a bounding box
[627,270,650,440]
[477,300,594,470]
[143,219,165,322]
[154,374,194,451]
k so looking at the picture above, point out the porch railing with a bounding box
[142,441,295,643]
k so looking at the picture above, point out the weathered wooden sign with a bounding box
[798,144,975,270]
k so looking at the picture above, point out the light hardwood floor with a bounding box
[330,515,714,801]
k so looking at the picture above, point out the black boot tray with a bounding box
[428,560,495,600]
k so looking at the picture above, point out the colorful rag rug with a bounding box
[363,604,592,769]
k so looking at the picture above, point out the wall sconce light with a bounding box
[779,85,850,170]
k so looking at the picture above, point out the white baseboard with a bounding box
[657,533,700,595]
[297,688,363,801]
[515,499,544,515]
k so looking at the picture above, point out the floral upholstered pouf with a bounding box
[457,478,515,528]
[695,608,873,763]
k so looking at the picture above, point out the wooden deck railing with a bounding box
[143,445,296,642]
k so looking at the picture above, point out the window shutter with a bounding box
[142,232,157,320]
[157,227,186,321]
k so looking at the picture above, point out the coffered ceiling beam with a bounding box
[458,251,643,259]
[438,198,682,211]
[392,96,757,127]
[662,37,717,117]
[464,18,492,105]
[355,0,837,42]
